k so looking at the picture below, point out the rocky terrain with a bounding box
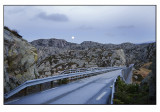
[4,27,156,93]
[141,54,156,104]
[31,39,127,78]
[35,48,126,78]
[4,27,39,93]
[31,38,156,79]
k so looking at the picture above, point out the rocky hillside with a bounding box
[31,38,155,78]
[36,48,126,78]
[141,54,156,103]
[4,27,39,93]
[31,39,156,67]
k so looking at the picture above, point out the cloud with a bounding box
[4,6,28,15]
[117,25,135,29]
[37,12,69,22]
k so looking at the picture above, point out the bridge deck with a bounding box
[5,70,121,104]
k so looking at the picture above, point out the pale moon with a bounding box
[72,36,75,40]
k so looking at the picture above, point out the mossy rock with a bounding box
[34,53,38,62]
[16,74,22,79]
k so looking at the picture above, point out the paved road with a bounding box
[5,69,122,104]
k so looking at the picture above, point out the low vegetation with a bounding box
[132,62,152,83]
[4,26,22,38]
[113,76,150,104]
[58,78,69,85]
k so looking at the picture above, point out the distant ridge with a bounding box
[134,41,155,45]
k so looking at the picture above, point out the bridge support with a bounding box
[51,81,54,88]
[76,76,78,80]
[58,79,62,85]
[80,75,82,79]
[24,87,28,96]
[68,78,71,83]
[40,84,43,91]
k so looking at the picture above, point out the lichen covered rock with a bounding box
[4,28,39,93]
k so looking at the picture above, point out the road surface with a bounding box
[5,69,122,104]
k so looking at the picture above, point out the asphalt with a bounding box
[5,69,122,104]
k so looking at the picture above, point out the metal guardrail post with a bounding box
[24,87,28,96]
[40,84,43,91]
[51,81,54,88]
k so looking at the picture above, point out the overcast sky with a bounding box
[4,6,155,44]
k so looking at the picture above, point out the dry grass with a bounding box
[133,62,152,83]
[134,62,152,78]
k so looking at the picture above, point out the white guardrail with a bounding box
[4,67,121,99]
[110,64,134,104]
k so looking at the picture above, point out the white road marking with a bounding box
[96,92,107,101]
[5,99,19,104]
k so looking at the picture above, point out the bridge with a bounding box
[4,65,133,104]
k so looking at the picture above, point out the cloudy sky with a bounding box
[4,6,155,44]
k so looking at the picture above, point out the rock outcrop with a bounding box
[4,28,39,93]
[31,38,155,78]
[140,52,156,104]
[36,48,126,78]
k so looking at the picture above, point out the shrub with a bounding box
[62,78,69,84]
[113,76,149,104]
[11,29,22,38]
[115,57,120,60]
[82,63,86,67]
[4,26,22,38]
[58,78,69,85]
[113,99,124,104]
[4,26,10,31]
[108,53,112,57]
[53,59,59,64]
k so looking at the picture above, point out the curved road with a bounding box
[5,69,122,104]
